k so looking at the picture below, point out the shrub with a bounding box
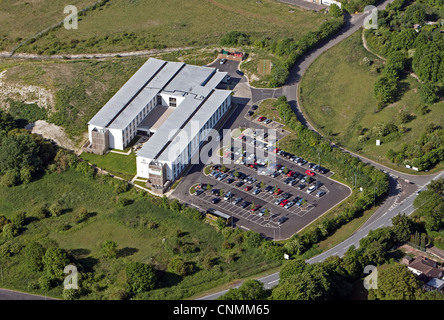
[125,262,157,294]
[49,201,63,217]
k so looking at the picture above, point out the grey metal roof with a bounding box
[88,58,166,128]
[157,89,231,162]
[136,95,201,160]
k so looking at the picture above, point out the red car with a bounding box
[274,188,282,195]
[280,199,289,207]
[305,170,315,176]
[273,148,280,153]
[224,152,231,158]
[258,116,266,122]
[287,171,295,177]
[250,205,261,212]
[244,185,252,191]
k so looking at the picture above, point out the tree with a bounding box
[329,3,343,18]
[373,75,398,105]
[419,81,439,104]
[391,213,414,242]
[404,3,426,24]
[219,280,269,300]
[42,247,70,279]
[168,256,194,276]
[23,242,46,272]
[280,259,307,280]
[369,264,421,300]
[10,211,26,228]
[49,201,63,217]
[246,231,263,248]
[2,223,18,239]
[101,240,118,259]
[390,29,417,51]
[271,270,331,300]
[125,262,157,294]
[0,134,43,183]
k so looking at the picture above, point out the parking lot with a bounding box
[172,59,351,240]
[182,132,350,239]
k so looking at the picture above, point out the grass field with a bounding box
[299,29,444,169]
[0,169,280,299]
[80,151,137,180]
[1,57,146,143]
[0,0,94,51]
[16,0,330,54]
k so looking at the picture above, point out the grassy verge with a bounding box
[80,151,137,180]
[299,29,444,172]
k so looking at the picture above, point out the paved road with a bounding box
[0,288,56,300]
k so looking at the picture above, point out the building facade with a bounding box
[86,58,231,191]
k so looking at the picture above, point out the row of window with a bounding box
[123,97,157,146]
[171,98,229,179]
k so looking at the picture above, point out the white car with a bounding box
[307,185,317,193]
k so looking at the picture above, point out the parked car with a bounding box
[253,188,262,195]
[251,104,258,110]
[274,188,282,195]
[259,207,269,216]
[233,197,243,205]
[220,58,226,64]
[257,116,266,122]
[282,192,292,199]
[316,191,326,198]
[305,170,315,176]
[264,119,272,124]
[226,178,235,184]
[193,189,204,196]
[211,197,220,204]
[244,185,252,191]
[211,189,220,195]
[247,110,254,116]
[284,201,295,209]
[241,201,251,208]
[296,198,304,206]
[217,173,228,180]
[280,199,289,207]
[265,185,274,193]
[297,184,306,190]
[250,204,261,212]
[307,185,316,193]
[235,181,244,188]
[278,216,288,224]
[224,191,233,200]
[275,198,285,205]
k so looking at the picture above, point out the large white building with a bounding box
[85,58,232,192]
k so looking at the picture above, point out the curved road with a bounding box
[198,0,444,300]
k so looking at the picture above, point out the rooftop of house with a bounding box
[408,256,443,278]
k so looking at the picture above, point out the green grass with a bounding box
[0,169,281,299]
[0,0,94,51]
[80,151,137,180]
[299,29,444,169]
[16,0,330,54]
[2,57,146,142]
[240,49,278,88]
